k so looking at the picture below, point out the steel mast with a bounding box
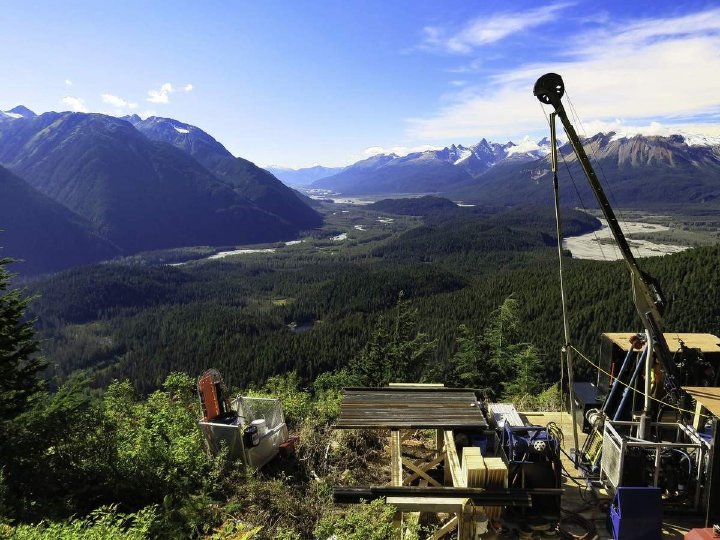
[533,73,679,436]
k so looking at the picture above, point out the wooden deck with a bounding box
[335,387,488,429]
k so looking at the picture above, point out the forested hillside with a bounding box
[25,203,718,394]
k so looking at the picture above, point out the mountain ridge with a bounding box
[307,132,720,206]
[0,111,308,254]
[130,115,322,229]
[0,164,120,274]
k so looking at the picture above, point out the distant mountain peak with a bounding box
[1,105,36,119]
[122,114,142,125]
[8,105,36,118]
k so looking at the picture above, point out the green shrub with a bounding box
[511,383,563,411]
[4,505,157,539]
[248,372,312,426]
[314,499,396,540]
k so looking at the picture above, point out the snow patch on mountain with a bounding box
[453,148,472,164]
[506,136,550,158]
[681,134,720,147]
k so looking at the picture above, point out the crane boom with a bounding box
[533,72,678,385]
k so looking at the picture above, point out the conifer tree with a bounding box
[0,257,45,425]
[0,256,46,520]
[352,292,437,386]
[451,324,485,388]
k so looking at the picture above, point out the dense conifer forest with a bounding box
[21,203,720,395]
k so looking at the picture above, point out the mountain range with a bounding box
[308,133,720,207]
[310,138,550,195]
[0,107,321,274]
[2,99,719,274]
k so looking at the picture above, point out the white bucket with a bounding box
[251,419,268,437]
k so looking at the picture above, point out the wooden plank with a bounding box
[386,496,468,513]
[483,457,508,520]
[344,387,475,393]
[389,383,445,388]
[402,454,445,486]
[684,386,720,418]
[390,430,402,487]
[336,388,487,430]
[401,457,443,488]
[444,431,465,487]
[463,454,486,488]
[604,333,720,353]
[427,516,458,540]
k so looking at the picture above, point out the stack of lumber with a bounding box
[483,457,508,520]
[462,447,486,487]
[461,449,509,521]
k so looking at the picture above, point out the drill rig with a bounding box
[533,73,719,518]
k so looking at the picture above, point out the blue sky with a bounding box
[2,1,719,167]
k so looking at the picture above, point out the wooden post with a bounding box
[458,499,475,540]
[390,430,403,486]
[390,429,403,539]
[693,400,705,431]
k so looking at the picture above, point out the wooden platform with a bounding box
[335,387,487,429]
[603,332,720,354]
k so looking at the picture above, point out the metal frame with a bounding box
[198,395,289,469]
[600,420,709,510]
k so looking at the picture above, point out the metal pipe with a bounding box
[603,346,638,417]
[613,344,648,421]
[653,447,662,487]
[639,330,653,439]
[549,112,581,468]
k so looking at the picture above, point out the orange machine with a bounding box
[197,369,232,422]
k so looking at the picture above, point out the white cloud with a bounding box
[147,82,174,104]
[101,93,138,110]
[65,79,73,87]
[408,7,720,142]
[363,144,444,157]
[578,119,720,140]
[183,83,193,92]
[61,96,88,113]
[422,3,572,54]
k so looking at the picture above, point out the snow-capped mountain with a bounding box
[0,105,37,120]
[127,115,322,229]
[310,136,551,195]
[453,132,720,206]
[308,131,719,204]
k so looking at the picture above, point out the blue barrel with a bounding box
[609,487,662,540]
